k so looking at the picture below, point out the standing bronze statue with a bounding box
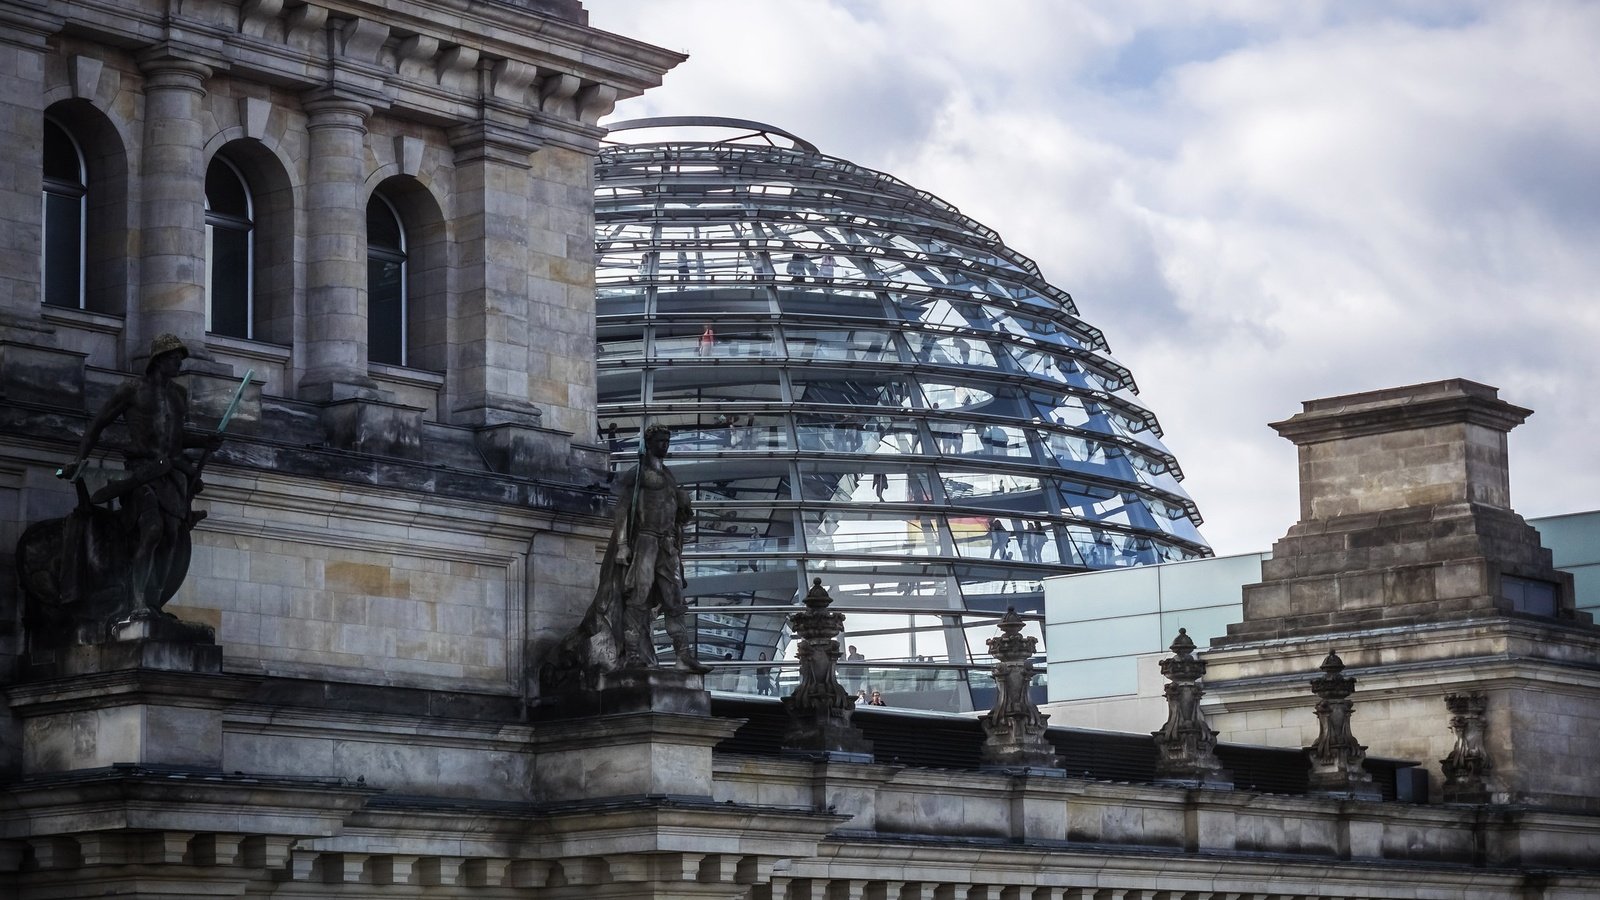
[544,424,711,690]
[16,335,236,644]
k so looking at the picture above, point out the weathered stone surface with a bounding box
[1208,379,1600,813]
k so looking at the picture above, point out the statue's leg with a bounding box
[657,569,710,674]
[619,538,659,667]
[127,496,164,617]
[144,512,182,610]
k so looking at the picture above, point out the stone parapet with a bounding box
[1205,618,1600,811]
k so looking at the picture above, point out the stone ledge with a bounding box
[1272,379,1532,446]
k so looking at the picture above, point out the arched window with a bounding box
[367,192,407,366]
[205,155,255,338]
[42,117,87,308]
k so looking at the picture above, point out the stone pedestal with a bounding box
[1205,380,1600,811]
[320,397,423,458]
[531,668,733,802]
[7,639,253,774]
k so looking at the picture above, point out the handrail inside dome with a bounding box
[605,116,820,154]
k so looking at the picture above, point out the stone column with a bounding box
[298,92,380,402]
[135,51,211,360]
[0,3,56,325]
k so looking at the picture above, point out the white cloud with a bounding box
[586,0,1600,554]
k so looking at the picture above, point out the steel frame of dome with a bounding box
[594,117,1211,711]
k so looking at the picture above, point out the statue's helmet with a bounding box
[146,333,189,371]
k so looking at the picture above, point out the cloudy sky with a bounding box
[585,1,1600,556]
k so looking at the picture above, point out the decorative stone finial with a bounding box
[979,608,1060,773]
[1305,649,1379,800]
[780,579,872,760]
[1441,692,1494,802]
[1152,628,1232,788]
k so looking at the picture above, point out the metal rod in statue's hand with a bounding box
[194,368,254,477]
[215,368,255,437]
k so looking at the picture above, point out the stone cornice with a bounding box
[6,669,261,716]
[46,0,682,139]
[1271,378,1532,446]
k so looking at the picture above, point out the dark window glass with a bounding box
[1502,576,1558,617]
[367,257,404,365]
[42,119,85,309]
[205,159,249,217]
[367,197,403,248]
[366,193,407,366]
[205,157,253,338]
[43,119,81,183]
[209,228,250,337]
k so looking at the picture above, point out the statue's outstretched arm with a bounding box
[61,383,135,480]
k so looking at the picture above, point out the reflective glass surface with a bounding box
[595,119,1211,711]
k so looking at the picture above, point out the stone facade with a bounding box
[1206,379,1600,811]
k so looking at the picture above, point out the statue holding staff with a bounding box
[544,424,710,689]
[17,335,247,642]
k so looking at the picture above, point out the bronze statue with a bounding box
[17,335,233,644]
[544,424,710,689]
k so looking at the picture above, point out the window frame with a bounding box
[41,115,88,310]
[366,191,409,367]
[204,154,256,339]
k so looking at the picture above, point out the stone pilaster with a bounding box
[0,1,57,325]
[135,52,212,361]
[298,92,382,402]
[447,121,542,430]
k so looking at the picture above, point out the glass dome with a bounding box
[594,117,1212,710]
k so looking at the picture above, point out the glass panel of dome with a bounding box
[794,461,938,504]
[944,422,1034,461]
[794,414,922,454]
[650,366,783,404]
[782,327,897,362]
[597,286,647,316]
[615,412,790,452]
[652,288,771,317]
[684,471,793,503]
[789,368,916,408]
[597,369,642,404]
[777,289,884,319]
[596,327,644,362]
[655,323,777,359]
[656,286,772,316]
[801,510,941,556]
[937,472,1051,512]
[685,557,800,581]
